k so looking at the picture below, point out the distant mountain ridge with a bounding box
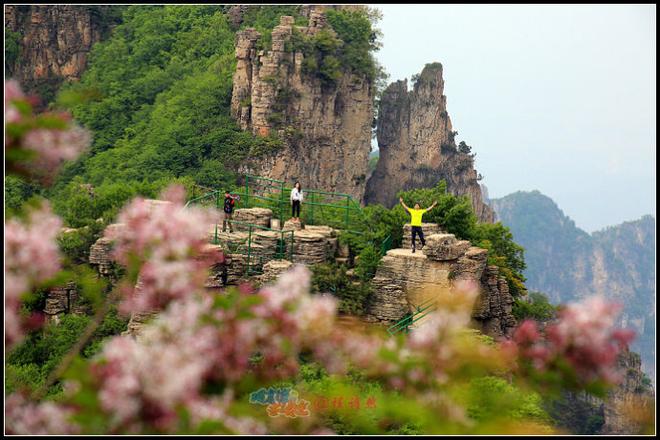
[491,190,655,378]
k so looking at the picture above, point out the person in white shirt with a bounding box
[290,181,304,222]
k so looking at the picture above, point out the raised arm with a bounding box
[426,200,438,211]
[399,197,410,212]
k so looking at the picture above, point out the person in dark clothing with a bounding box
[223,190,238,232]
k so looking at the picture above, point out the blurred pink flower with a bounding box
[107,186,216,313]
[5,203,62,348]
[93,294,218,431]
[513,320,541,345]
[5,393,80,435]
[22,124,91,174]
[514,295,636,386]
[4,80,24,124]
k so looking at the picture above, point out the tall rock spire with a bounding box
[230,12,373,201]
[365,63,494,222]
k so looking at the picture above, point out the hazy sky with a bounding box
[370,4,655,232]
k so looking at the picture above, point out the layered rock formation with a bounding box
[401,223,442,249]
[259,259,294,285]
[365,63,494,222]
[231,207,273,230]
[231,11,373,201]
[366,229,516,338]
[89,237,115,276]
[4,5,120,102]
[44,282,89,323]
[600,349,655,434]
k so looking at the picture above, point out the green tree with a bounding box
[512,291,558,322]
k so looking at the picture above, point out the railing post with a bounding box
[345,196,350,230]
[279,181,284,226]
[310,191,315,225]
[245,175,250,208]
[247,225,252,276]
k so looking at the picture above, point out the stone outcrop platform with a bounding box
[366,231,516,338]
[401,223,442,249]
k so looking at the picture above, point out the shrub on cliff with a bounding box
[512,291,558,322]
[311,263,372,315]
[326,8,382,81]
[288,7,384,87]
[341,180,527,297]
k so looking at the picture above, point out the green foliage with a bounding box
[239,5,303,49]
[354,245,382,281]
[310,263,372,315]
[57,221,107,265]
[295,28,344,87]
[4,26,22,75]
[397,181,477,240]
[325,8,381,81]
[48,6,287,227]
[460,376,550,426]
[6,309,128,395]
[544,391,605,434]
[458,141,472,155]
[512,292,558,322]
[4,175,42,218]
[471,221,527,297]
[288,8,382,87]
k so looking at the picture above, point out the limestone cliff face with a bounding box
[365,63,494,222]
[492,191,655,380]
[231,12,373,201]
[600,349,655,434]
[4,5,119,101]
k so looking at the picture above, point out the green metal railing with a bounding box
[186,174,393,275]
[380,234,393,256]
[387,296,438,336]
[209,220,295,276]
[233,174,365,233]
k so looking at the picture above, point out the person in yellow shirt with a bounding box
[399,197,438,253]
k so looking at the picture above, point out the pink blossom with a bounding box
[5,203,62,347]
[21,124,91,174]
[119,259,207,314]
[514,295,636,387]
[186,397,267,434]
[107,186,216,313]
[5,80,24,124]
[5,392,80,434]
[295,294,337,341]
[92,294,217,431]
[255,264,311,313]
[513,320,541,345]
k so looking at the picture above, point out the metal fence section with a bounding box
[186,174,392,275]
[211,221,295,276]
[386,296,438,336]
[380,234,393,256]
[228,174,365,233]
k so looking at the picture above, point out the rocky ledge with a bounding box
[366,230,516,339]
